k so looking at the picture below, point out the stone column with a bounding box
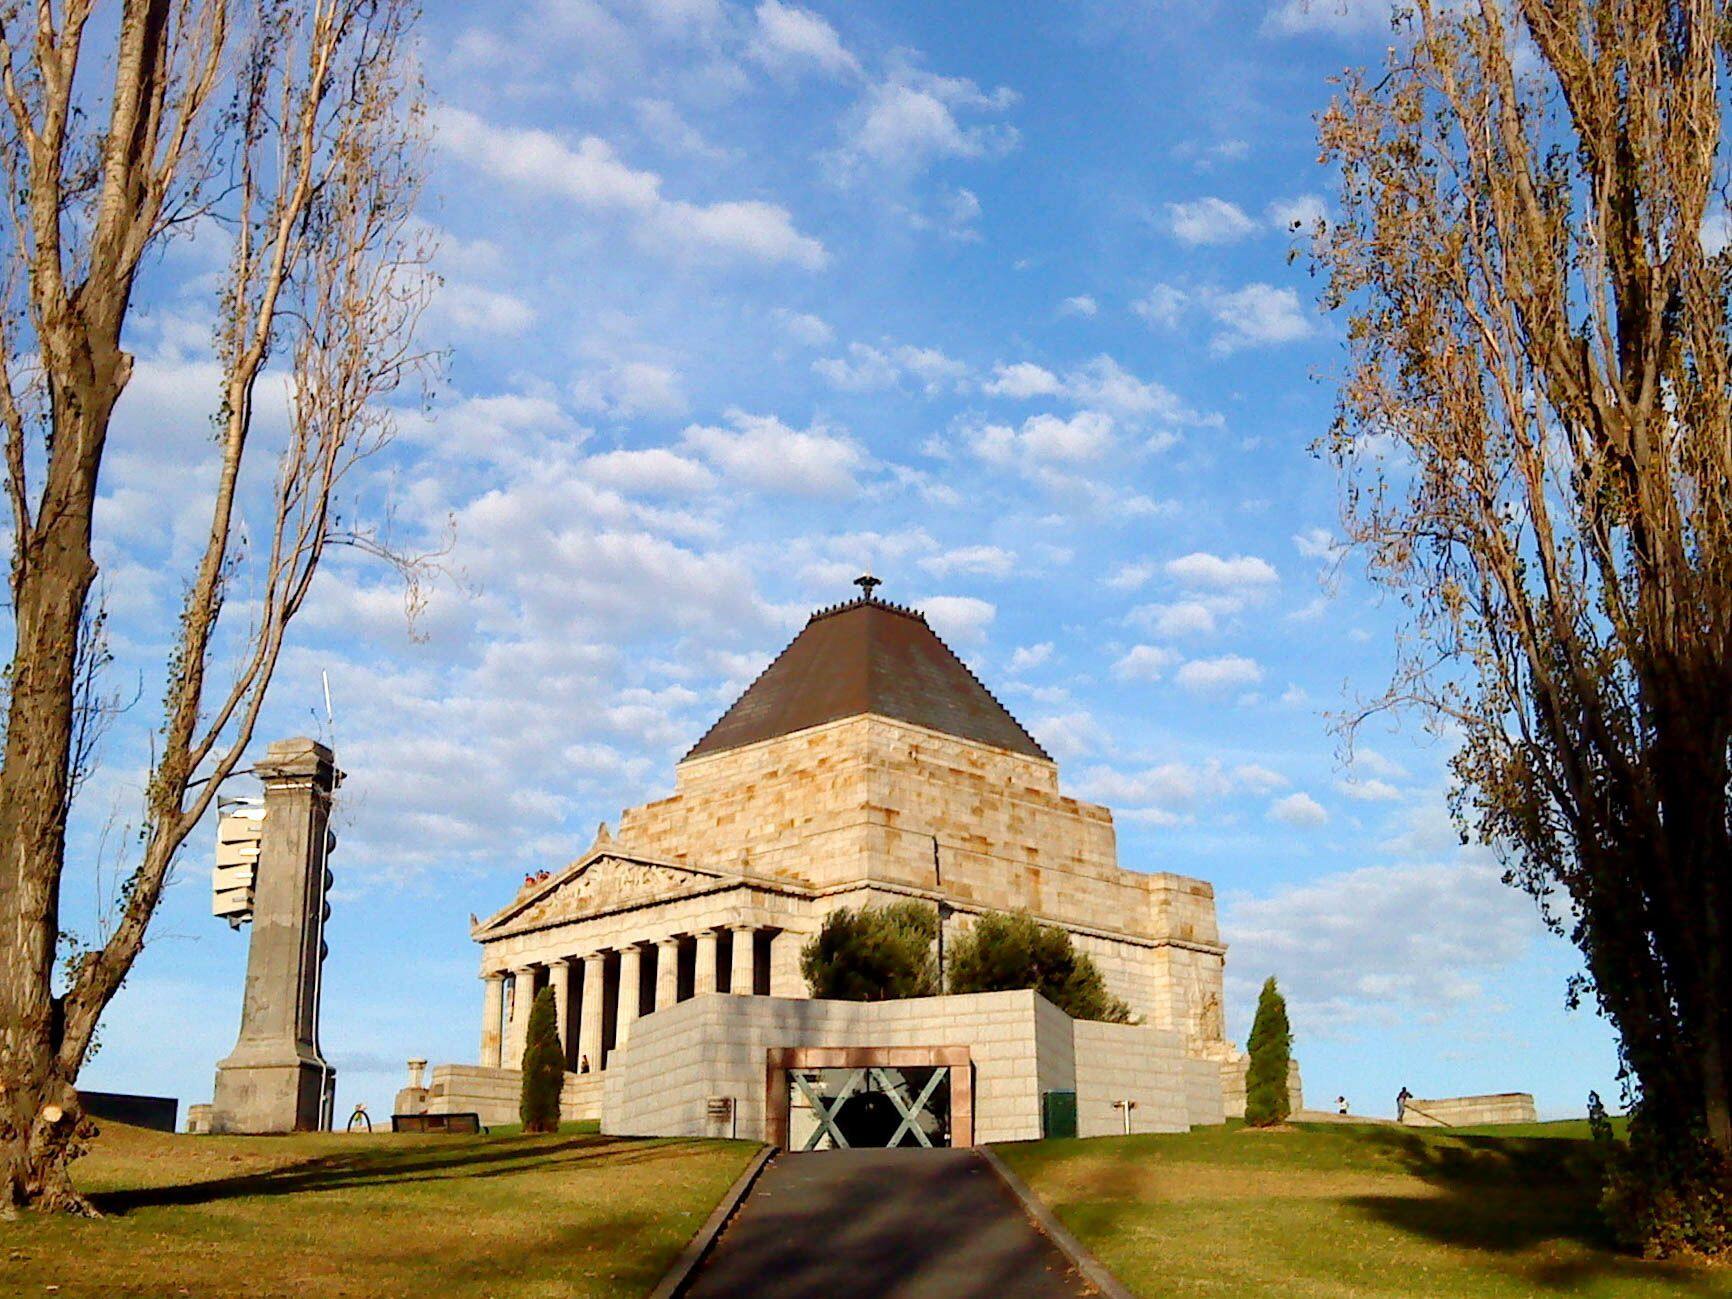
[211,737,341,1133]
[694,929,719,995]
[578,952,606,1073]
[731,925,756,996]
[479,971,505,1067]
[768,930,805,998]
[506,965,536,1068]
[617,945,643,1049]
[550,958,574,1068]
[654,938,680,1013]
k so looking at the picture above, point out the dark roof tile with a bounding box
[683,596,1050,762]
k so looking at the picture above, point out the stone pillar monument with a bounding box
[209,738,340,1133]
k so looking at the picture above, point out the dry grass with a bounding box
[3,1120,757,1299]
[997,1120,1732,1298]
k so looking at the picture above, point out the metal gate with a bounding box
[788,1065,951,1150]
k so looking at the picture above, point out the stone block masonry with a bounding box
[592,990,1197,1146]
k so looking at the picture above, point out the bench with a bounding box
[392,1112,483,1134]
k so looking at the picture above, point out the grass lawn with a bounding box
[997,1119,1732,1298]
[4,1119,758,1299]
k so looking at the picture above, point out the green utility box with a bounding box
[1041,1089,1078,1140]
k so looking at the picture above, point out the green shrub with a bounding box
[801,901,939,1000]
[518,985,564,1134]
[1244,976,1292,1128]
[945,910,1131,1023]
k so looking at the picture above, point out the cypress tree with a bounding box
[519,986,564,1134]
[1244,976,1292,1128]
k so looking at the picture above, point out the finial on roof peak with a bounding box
[854,572,882,602]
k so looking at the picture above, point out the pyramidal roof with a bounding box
[684,583,1051,763]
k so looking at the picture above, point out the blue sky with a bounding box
[69,0,1620,1122]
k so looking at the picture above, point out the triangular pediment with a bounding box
[476,850,726,937]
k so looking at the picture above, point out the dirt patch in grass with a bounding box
[5,1120,758,1299]
[997,1121,1732,1298]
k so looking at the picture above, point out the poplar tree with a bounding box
[0,0,433,1215]
[1318,0,1732,1251]
[1244,977,1291,1128]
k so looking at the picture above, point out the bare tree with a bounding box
[0,0,432,1215]
[1318,0,1732,1253]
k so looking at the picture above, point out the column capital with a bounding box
[482,969,505,984]
[656,934,681,948]
[548,956,573,969]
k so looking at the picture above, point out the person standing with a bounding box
[1397,1086,1412,1120]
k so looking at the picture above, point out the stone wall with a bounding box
[587,714,1230,1045]
[427,1065,602,1126]
[599,989,1203,1146]
[1219,1054,1303,1119]
[1071,1020,1192,1137]
[1401,1093,1537,1127]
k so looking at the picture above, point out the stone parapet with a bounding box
[1400,1093,1536,1127]
[426,1065,603,1127]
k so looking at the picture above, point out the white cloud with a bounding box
[1008,643,1052,673]
[1337,777,1404,802]
[1703,209,1732,256]
[968,410,1116,468]
[633,98,732,161]
[1268,790,1328,826]
[431,281,535,336]
[921,594,996,645]
[749,0,860,76]
[1134,283,1188,330]
[1059,294,1098,318]
[840,71,1018,174]
[1133,600,1218,637]
[1222,859,1534,1032]
[435,107,826,270]
[1029,710,1110,761]
[773,308,834,346]
[982,356,1206,442]
[1267,194,1327,233]
[1233,763,1290,794]
[1352,746,1410,780]
[1176,654,1264,693]
[984,361,1063,399]
[1113,644,1180,681]
[1167,196,1258,245]
[582,448,717,496]
[682,410,863,496]
[920,545,1017,578]
[1293,526,1341,559]
[894,344,970,393]
[814,342,900,390]
[572,359,688,418]
[1165,551,1279,592]
[1105,561,1157,592]
[815,341,968,394]
[1208,282,1315,354]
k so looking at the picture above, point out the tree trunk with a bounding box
[0,371,118,1215]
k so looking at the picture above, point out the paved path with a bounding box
[682,1148,1096,1299]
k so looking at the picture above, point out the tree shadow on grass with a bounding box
[1343,1128,1720,1293]
[94,1134,717,1215]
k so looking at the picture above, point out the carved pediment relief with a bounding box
[480,852,724,936]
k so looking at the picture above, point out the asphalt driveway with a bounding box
[682,1147,1096,1298]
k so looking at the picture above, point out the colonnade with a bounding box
[479,924,802,1072]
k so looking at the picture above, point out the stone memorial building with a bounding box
[423,579,1287,1143]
